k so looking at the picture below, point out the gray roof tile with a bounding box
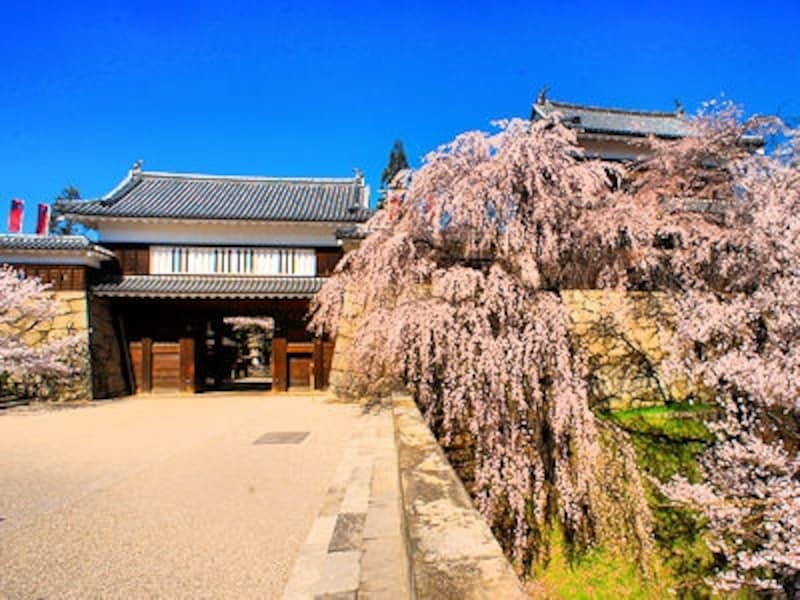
[533,99,690,139]
[0,234,114,257]
[91,275,325,299]
[335,224,368,240]
[56,170,372,223]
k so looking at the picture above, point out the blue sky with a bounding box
[1,0,798,233]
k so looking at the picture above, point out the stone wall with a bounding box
[5,291,129,400]
[51,291,89,338]
[88,297,129,399]
[55,291,91,401]
[328,289,367,396]
[562,290,689,411]
[9,290,93,401]
[330,289,689,410]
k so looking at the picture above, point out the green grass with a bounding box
[606,402,718,598]
[524,401,748,598]
[611,400,716,421]
[530,402,758,598]
[607,402,715,483]
[610,401,717,445]
[534,527,671,599]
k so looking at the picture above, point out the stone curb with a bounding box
[282,403,412,599]
[282,394,527,599]
[392,393,528,600]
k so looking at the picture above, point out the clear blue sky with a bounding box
[1,0,798,233]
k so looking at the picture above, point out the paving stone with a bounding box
[332,462,356,488]
[363,501,400,540]
[283,406,411,599]
[328,512,366,553]
[359,535,410,598]
[314,550,361,595]
[306,514,338,546]
[340,482,371,511]
[370,460,399,496]
[252,431,309,445]
[282,546,327,600]
[314,592,356,600]
[318,484,346,517]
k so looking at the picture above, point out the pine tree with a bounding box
[50,186,83,236]
[380,140,409,189]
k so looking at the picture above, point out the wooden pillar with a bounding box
[322,340,334,389]
[179,337,195,393]
[312,338,324,390]
[194,321,206,393]
[271,315,288,392]
[141,337,153,393]
[272,337,287,392]
[213,319,224,388]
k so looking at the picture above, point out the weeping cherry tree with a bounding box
[312,105,799,593]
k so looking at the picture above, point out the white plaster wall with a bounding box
[96,221,344,247]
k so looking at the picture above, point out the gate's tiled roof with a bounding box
[56,169,371,223]
[91,275,325,299]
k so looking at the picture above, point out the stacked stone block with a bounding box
[88,297,129,399]
[330,288,690,410]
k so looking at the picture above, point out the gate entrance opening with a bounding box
[205,316,274,391]
[114,298,333,394]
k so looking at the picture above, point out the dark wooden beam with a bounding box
[272,337,287,392]
[179,337,195,393]
[313,338,324,390]
[141,337,153,393]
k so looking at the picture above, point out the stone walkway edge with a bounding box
[283,392,526,599]
[281,399,412,599]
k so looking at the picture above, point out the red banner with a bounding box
[8,198,23,233]
[36,203,50,236]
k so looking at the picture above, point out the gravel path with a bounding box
[0,392,360,599]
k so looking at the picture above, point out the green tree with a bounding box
[50,186,83,236]
[380,140,409,189]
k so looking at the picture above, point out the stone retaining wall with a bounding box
[562,290,688,410]
[330,289,689,410]
[16,290,87,346]
[4,290,131,401]
[328,289,367,395]
[88,297,129,399]
[10,290,92,401]
[52,291,91,401]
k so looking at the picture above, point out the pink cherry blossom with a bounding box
[0,265,83,398]
[312,104,799,593]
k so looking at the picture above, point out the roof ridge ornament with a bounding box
[131,159,144,174]
[536,85,549,106]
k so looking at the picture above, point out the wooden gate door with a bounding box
[152,342,180,391]
[288,355,313,389]
[128,337,195,393]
